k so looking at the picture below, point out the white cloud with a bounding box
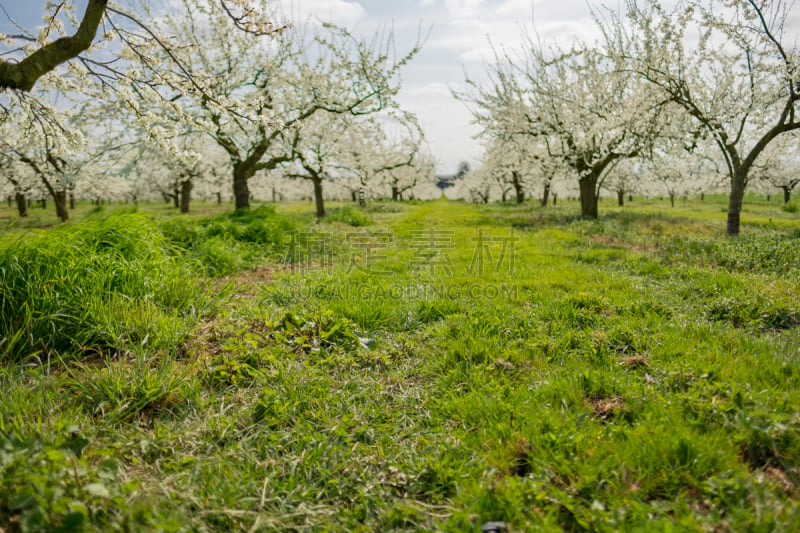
[427,19,492,50]
[458,46,496,63]
[277,0,366,26]
[443,0,487,15]
[497,0,538,17]
[533,18,601,47]
[405,82,454,97]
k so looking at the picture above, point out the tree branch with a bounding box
[0,0,107,91]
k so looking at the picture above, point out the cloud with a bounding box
[458,46,496,63]
[497,0,539,17]
[427,19,492,50]
[276,0,366,26]
[443,0,487,14]
[405,82,455,97]
[534,18,600,46]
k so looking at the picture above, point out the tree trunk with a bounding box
[40,198,46,209]
[69,192,75,210]
[358,187,366,207]
[172,187,180,209]
[540,181,550,207]
[54,190,68,221]
[15,193,27,217]
[511,171,525,204]
[783,187,791,204]
[27,198,31,208]
[6,196,11,207]
[578,174,599,218]
[217,192,222,205]
[617,190,624,207]
[726,172,746,236]
[553,193,557,206]
[313,178,325,217]
[669,194,675,207]
[628,194,633,202]
[351,190,357,202]
[701,192,705,201]
[180,180,192,213]
[391,185,399,201]
[501,189,508,203]
[233,165,252,210]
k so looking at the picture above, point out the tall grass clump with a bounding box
[159,206,296,275]
[323,205,373,227]
[0,214,205,364]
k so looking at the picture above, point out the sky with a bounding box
[1,0,609,174]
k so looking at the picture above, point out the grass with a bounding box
[1,196,799,531]
[0,214,205,365]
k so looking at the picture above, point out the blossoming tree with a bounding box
[126,1,420,210]
[605,0,800,234]
[459,36,666,218]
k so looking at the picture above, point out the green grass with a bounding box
[159,205,297,275]
[1,197,799,531]
[0,214,206,365]
[0,200,235,232]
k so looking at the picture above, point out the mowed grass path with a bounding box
[2,199,800,531]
